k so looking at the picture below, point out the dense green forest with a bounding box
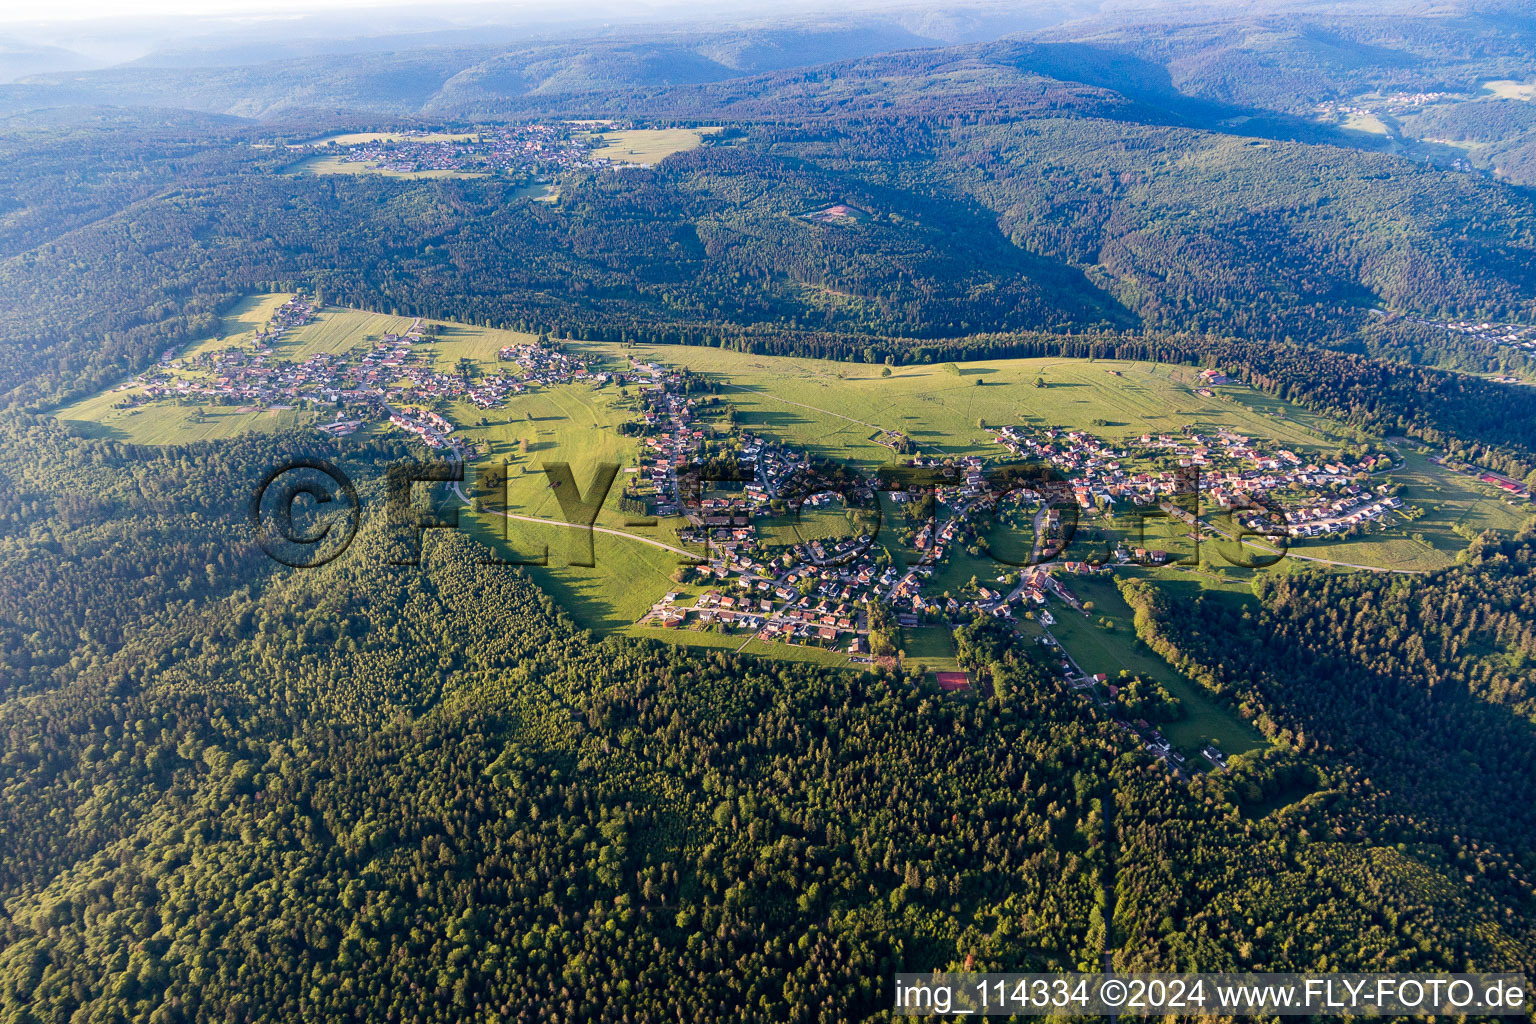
[0,418,1532,1022]
[1117,528,1536,957]
[4,110,1536,411]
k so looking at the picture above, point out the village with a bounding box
[317,122,645,177]
[991,414,1410,540]
[602,355,1452,778]
[111,325,1489,778]
[1402,313,1536,367]
[115,299,615,449]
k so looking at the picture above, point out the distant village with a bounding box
[118,298,609,448]
[1403,313,1536,365]
[318,123,645,177]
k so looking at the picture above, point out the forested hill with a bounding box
[0,415,1532,1020]
[1120,525,1536,875]
[3,114,1535,398]
[4,5,1536,1014]
[7,2,1532,132]
[1035,5,1536,118]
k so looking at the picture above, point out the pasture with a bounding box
[275,306,420,360]
[1043,574,1266,757]
[513,182,560,203]
[623,344,1347,469]
[286,154,485,179]
[1341,111,1391,135]
[588,127,720,165]
[180,293,292,358]
[1481,80,1536,101]
[55,397,315,444]
[427,321,541,373]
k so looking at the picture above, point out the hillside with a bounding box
[4,5,1536,1019]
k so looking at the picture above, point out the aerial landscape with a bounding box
[2,0,1536,1020]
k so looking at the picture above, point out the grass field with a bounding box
[1481,80,1536,101]
[1043,574,1265,756]
[181,293,291,358]
[1342,111,1392,135]
[512,182,559,203]
[278,306,421,360]
[588,127,720,165]
[624,346,1347,472]
[54,397,316,444]
[450,385,644,528]
[287,154,486,179]
[901,624,961,673]
[427,321,541,373]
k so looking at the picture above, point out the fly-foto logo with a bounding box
[251,456,1291,570]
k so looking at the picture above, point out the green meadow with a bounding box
[53,397,317,444]
[587,127,720,164]
[48,303,1533,675]
[1481,79,1536,101]
[623,345,1346,470]
[1042,573,1266,757]
[287,154,485,179]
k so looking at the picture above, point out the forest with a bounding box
[3,1,1536,1018]
[0,418,1532,1022]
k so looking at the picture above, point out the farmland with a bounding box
[287,154,486,178]
[587,127,720,164]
